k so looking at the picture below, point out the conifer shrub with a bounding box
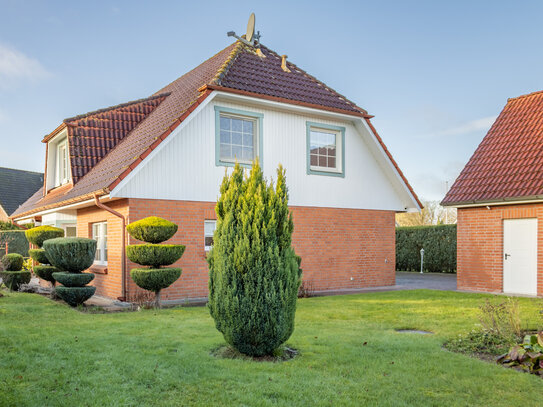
[127,216,184,307]
[207,160,301,357]
[25,226,64,294]
[33,265,58,285]
[25,225,64,248]
[29,249,49,265]
[127,216,178,243]
[52,272,95,287]
[126,244,185,268]
[1,253,24,271]
[43,237,97,307]
[0,253,31,291]
[43,238,96,272]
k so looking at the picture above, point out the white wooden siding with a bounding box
[113,97,411,211]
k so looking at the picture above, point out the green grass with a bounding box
[0,289,542,407]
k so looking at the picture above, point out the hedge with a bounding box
[396,224,456,273]
[126,244,185,268]
[127,216,178,243]
[1,253,24,271]
[43,237,96,273]
[0,230,29,256]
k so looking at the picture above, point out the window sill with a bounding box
[216,160,254,169]
[307,168,345,178]
[89,265,108,275]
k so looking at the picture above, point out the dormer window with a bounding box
[56,139,69,185]
[45,129,71,191]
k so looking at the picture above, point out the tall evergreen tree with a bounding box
[208,160,301,357]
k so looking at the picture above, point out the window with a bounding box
[306,122,345,177]
[56,139,69,185]
[92,222,108,265]
[63,224,77,237]
[204,220,217,251]
[215,106,263,167]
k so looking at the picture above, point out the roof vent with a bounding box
[281,55,291,73]
[227,13,262,47]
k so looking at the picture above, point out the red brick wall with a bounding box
[75,198,396,301]
[77,199,129,299]
[457,203,543,295]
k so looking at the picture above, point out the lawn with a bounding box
[1,290,542,407]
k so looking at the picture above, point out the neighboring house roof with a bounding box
[12,40,420,218]
[442,90,543,206]
[0,167,43,216]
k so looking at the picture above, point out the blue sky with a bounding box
[1,0,542,201]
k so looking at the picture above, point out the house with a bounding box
[0,167,43,222]
[12,34,421,302]
[442,90,543,296]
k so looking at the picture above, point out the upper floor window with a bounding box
[92,222,108,266]
[306,122,345,177]
[214,106,263,167]
[56,139,69,186]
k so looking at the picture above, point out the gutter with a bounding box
[93,194,127,301]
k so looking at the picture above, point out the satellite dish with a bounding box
[246,13,255,43]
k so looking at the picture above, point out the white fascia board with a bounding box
[12,194,113,221]
[109,92,217,198]
[451,197,543,209]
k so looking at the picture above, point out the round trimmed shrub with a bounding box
[1,253,24,271]
[43,237,97,273]
[126,244,185,268]
[29,249,50,265]
[56,286,96,307]
[34,265,59,284]
[0,270,31,291]
[127,216,178,243]
[52,272,94,287]
[25,225,64,248]
[131,268,181,294]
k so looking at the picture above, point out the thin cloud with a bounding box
[419,116,496,139]
[0,43,50,87]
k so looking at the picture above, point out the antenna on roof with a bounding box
[227,13,261,47]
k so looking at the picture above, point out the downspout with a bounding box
[93,194,127,301]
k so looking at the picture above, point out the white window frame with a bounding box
[92,222,108,266]
[306,122,346,178]
[56,139,69,186]
[204,220,217,252]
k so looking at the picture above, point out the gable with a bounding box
[443,90,543,206]
[111,95,418,212]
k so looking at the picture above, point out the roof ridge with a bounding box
[507,89,543,102]
[64,93,171,123]
[258,44,367,115]
[210,41,245,85]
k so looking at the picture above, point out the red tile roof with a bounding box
[13,41,419,217]
[442,90,543,206]
[65,94,168,183]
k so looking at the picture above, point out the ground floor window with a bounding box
[92,222,108,265]
[204,220,217,251]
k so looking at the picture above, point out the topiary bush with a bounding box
[130,268,182,293]
[55,286,96,307]
[33,265,59,285]
[207,160,301,357]
[126,216,184,307]
[25,225,64,248]
[29,248,49,265]
[43,238,96,272]
[1,253,24,271]
[52,272,95,287]
[127,216,178,243]
[126,244,185,268]
[44,237,97,307]
[25,226,64,295]
[0,253,31,291]
[1,270,32,291]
